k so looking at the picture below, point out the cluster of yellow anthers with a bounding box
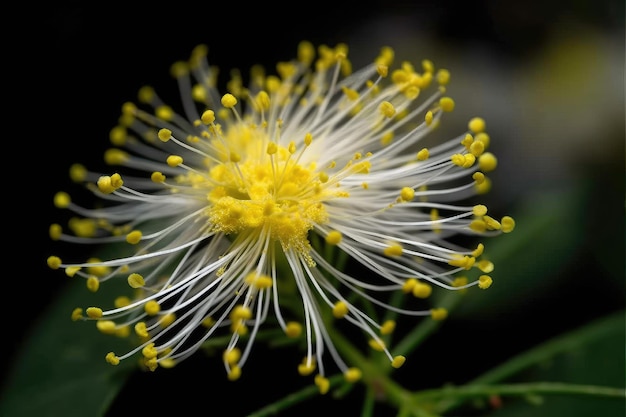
[47,41,514,394]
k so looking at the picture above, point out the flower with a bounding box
[47,41,515,392]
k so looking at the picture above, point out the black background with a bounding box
[6,1,625,416]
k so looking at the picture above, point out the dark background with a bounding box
[6,1,624,416]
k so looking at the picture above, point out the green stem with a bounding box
[437,310,625,413]
[415,382,625,401]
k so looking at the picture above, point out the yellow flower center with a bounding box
[205,126,328,253]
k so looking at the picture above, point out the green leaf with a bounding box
[0,279,137,417]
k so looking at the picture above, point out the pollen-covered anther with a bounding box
[245,273,273,289]
[380,320,396,335]
[501,216,516,233]
[416,148,429,160]
[221,93,237,108]
[439,97,455,112]
[298,358,316,376]
[97,173,124,194]
[285,321,302,338]
[135,322,149,338]
[314,374,330,395]
[127,273,145,288]
[430,308,448,321]
[344,367,362,383]
[105,352,120,366]
[383,243,403,257]
[151,171,166,182]
[86,307,103,319]
[157,128,172,142]
[412,281,432,299]
[223,347,241,365]
[332,301,349,318]
[391,355,406,369]
[47,256,62,269]
[144,300,161,316]
[166,155,183,167]
[478,152,498,172]
[468,117,486,133]
[478,275,493,289]
[126,230,142,244]
[86,276,100,292]
[380,101,396,118]
[325,230,342,245]
[399,187,415,202]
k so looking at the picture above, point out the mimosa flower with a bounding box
[47,41,515,392]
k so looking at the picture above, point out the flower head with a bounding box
[48,41,514,390]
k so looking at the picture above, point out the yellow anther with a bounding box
[314,374,330,395]
[157,128,172,142]
[391,355,406,369]
[229,151,241,163]
[285,321,302,338]
[376,64,389,77]
[472,243,485,257]
[461,133,474,149]
[245,272,273,289]
[114,296,131,308]
[501,216,516,233]
[436,68,450,85]
[86,307,103,319]
[475,176,492,194]
[439,97,455,112]
[109,126,127,146]
[151,171,166,182]
[477,260,494,273]
[400,187,415,202]
[402,278,417,293]
[71,307,83,321]
[344,368,362,383]
[325,230,342,245]
[474,132,490,149]
[478,275,493,289]
[127,273,145,289]
[201,316,215,328]
[166,155,183,167]
[142,343,158,359]
[462,153,476,168]
[223,348,241,365]
[155,105,174,121]
[380,101,396,118]
[97,174,122,194]
[478,152,497,172]
[266,141,278,155]
[144,357,158,372]
[105,352,120,366]
[453,276,469,288]
[332,301,349,318]
[425,110,434,126]
[470,219,487,233]
[47,256,62,269]
[227,365,242,381]
[135,322,149,338]
[304,132,313,146]
[221,93,237,108]
[96,320,116,334]
[341,86,359,100]
[451,154,465,166]
[472,172,485,184]
[126,230,142,244]
[201,110,215,124]
[412,281,432,299]
[86,276,99,292]
[483,215,502,230]
[368,338,386,351]
[468,117,486,133]
[383,243,403,257]
[65,266,81,277]
[144,300,161,316]
[416,148,429,160]
[430,308,448,321]
[298,358,316,376]
[231,305,252,321]
[160,313,176,328]
[470,140,485,156]
[255,91,270,111]
[473,205,488,217]
[380,320,396,335]
[104,149,129,165]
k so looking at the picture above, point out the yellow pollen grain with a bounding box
[144,300,161,316]
[501,216,516,233]
[391,355,406,369]
[86,307,103,319]
[158,128,172,142]
[380,101,396,118]
[400,187,415,202]
[416,148,429,160]
[478,152,497,172]
[430,308,448,321]
[412,281,432,299]
[221,93,237,108]
[383,243,403,257]
[166,155,183,167]
[332,301,349,318]
[127,273,145,289]
[468,117,486,133]
[439,97,455,112]
[86,276,99,292]
[126,230,142,244]
[201,110,215,124]
[478,275,493,289]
